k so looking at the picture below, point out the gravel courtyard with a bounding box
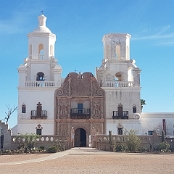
[0,148,174,174]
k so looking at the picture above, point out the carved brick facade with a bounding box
[55,72,105,146]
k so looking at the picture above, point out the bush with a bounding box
[124,130,141,152]
[16,133,39,153]
[115,144,126,152]
[39,146,45,151]
[157,142,170,152]
[138,146,148,152]
[47,146,57,153]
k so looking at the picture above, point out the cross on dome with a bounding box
[41,9,44,15]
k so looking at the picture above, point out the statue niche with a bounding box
[59,99,68,118]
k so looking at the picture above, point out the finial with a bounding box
[41,8,44,15]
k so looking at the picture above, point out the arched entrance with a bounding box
[74,128,86,147]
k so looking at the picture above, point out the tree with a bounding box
[124,130,141,152]
[140,99,146,111]
[16,133,39,153]
[5,105,17,124]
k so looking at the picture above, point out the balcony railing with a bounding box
[112,111,128,119]
[31,110,47,119]
[100,81,134,87]
[25,81,56,87]
[70,108,90,119]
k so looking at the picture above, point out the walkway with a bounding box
[0,147,109,166]
[0,148,174,173]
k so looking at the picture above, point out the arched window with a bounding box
[22,104,26,113]
[36,124,42,135]
[36,72,44,81]
[29,44,32,58]
[118,128,123,135]
[116,45,120,60]
[115,72,122,81]
[37,102,42,117]
[118,103,123,117]
[50,45,53,56]
[133,105,136,113]
[38,44,44,59]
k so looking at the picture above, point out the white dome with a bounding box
[31,15,52,34]
[33,26,51,33]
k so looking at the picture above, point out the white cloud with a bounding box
[132,25,174,40]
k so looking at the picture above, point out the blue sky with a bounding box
[1,0,174,128]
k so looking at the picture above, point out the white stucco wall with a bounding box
[16,121,54,135]
[106,119,141,135]
[105,113,174,136]
[140,113,174,136]
[18,89,55,120]
[104,88,141,119]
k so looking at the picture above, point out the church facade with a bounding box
[12,14,174,146]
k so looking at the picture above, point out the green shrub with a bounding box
[157,141,170,152]
[138,146,148,152]
[115,144,126,152]
[124,130,141,152]
[39,146,45,151]
[47,146,57,153]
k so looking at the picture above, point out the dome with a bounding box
[32,26,51,33]
[31,15,52,34]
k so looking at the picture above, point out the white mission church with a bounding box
[12,14,174,146]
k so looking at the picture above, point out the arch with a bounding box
[50,45,53,56]
[37,102,42,117]
[29,44,32,58]
[118,103,123,117]
[128,67,133,81]
[115,72,122,81]
[116,44,120,60]
[38,44,44,59]
[22,104,26,113]
[74,128,86,147]
[133,105,137,113]
[36,72,44,81]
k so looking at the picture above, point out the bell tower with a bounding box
[103,33,131,61]
[96,33,141,120]
[18,14,62,86]
[16,14,62,136]
[28,14,56,60]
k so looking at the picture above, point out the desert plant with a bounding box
[161,130,165,142]
[138,146,148,152]
[47,146,57,153]
[157,142,170,152]
[39,146,45,151]
[16,133,39,153]
[124,130,141,152]
[115,144,126,152]
[141,99,146,111]
[54,139,64,151]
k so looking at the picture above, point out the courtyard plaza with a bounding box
[0,148,174,174]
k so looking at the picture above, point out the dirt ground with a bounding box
[0,148,174,174]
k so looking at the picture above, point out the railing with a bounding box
[31,110,47,119]
[100,81,134,87]
[11,135,70,150]
[112,111,128,119]
[25,81,55,87]
[70,108,91,119]
[38,54,44,59]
